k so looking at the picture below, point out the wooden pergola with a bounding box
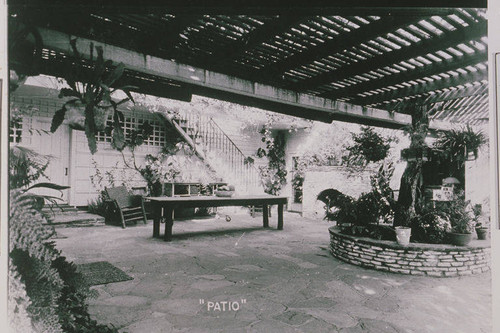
[8,1,488,129]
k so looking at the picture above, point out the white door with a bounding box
[29,118,71,202]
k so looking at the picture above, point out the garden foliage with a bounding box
[9,148,119,332]
[317,162,397,237]
[410,204,452,244]
[343,126,392,167]
[257,128,288,195]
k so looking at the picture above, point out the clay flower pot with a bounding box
[448,232,473,246]
[475,227,488,240]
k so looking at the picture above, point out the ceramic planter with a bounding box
[395,226,411,246]
[475,227,488,240]
[448,232,473,246]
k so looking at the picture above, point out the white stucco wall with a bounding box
[465,134,491,222]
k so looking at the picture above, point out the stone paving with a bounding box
[54,211,491,333]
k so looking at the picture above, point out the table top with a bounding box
[148,194,287,202]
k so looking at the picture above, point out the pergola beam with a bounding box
[20,10,202,59]
[291,21,486,92]
[37,27,413,129]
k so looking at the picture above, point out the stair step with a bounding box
[42,204,79,215]
[44,212,105,227]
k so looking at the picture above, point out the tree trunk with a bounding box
[394,160,423,226]
[394,104,429,227]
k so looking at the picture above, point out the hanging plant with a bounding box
[50,39,136,154]
[433,125,487,167]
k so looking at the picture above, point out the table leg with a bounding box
[277,204,284,230]
[262,204,269,228]
[153,206,161,238]
[164,207,174,242]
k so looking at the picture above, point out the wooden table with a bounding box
[149,195,288,241]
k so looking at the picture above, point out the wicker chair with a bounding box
[105,186,148,228]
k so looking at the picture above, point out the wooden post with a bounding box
[277,204,284,230]
[153,205,161,238]
[164,207,174,241]
[263,205,269,227]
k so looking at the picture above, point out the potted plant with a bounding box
[444,192,475,246]
[215,185,235,197]
[433,125,486,167]
[472,204,488,240]
[50,39,136,154]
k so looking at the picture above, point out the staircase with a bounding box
[166,111,264,195]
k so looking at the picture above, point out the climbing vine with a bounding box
[256,126,287,195]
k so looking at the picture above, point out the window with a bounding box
[9,116,31,143]
[96,115,166,146]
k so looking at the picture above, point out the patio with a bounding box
[6,2,495,332]
[54,212,491,333]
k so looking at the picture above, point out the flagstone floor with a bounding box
[54,210,491,333]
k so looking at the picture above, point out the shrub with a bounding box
[343,126,392,167]
[436,191,475,234]
[87,194,108,217]
[318,188,394,237]
[411,207,452,244]
[9,190,65,332]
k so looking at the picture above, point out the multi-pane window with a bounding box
[9,116,31,143]
[96,115,166,146]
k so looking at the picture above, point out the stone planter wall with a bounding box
[329,227,490,277]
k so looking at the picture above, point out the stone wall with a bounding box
[329,227,491,277]
[302,166,373,219]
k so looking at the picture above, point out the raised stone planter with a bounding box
[329,227,490,277]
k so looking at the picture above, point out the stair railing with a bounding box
[172,111,262,192]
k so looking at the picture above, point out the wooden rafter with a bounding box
[290,20,486,92]
[321,51,486,101]
[425,84,488,105]
[206,14,303,67]
[354,67,487,106]
[258,15,420,81]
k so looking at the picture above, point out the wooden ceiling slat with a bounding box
[432,96,487,120]
[258,15,418,82]
[458,103,488,123]
[292,20,485,92]
[447,103,486,123]
[360,67,487,107]
[199,15,302,70]
[427,84,487,105]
